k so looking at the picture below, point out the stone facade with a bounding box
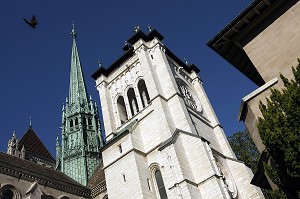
[207,0,299,189]
[241,0,300,152]
[0,151,90,198]
[92,29,264,198]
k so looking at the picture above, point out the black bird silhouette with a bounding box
[23,15,38,29]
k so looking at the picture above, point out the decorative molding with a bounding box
[0,164,90,197]
[168,178,198,190]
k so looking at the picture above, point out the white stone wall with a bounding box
[96,35,264,199]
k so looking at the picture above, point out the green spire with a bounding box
[57,23,103,186]
[69,22,88,105]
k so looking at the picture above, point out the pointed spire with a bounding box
[147,24,152,32]
[29,116,32,129]
[184,57,189,65]
[69,23,88,105]
[71,21,76,38]
[97,60,102,68]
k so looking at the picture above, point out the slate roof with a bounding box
[87,161,105,188]
[18,127,55,163]
[0,152,91,197]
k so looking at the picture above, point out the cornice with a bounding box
[0,158,91,197]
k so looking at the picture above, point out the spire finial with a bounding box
[29,116,32,128]
[71,21,77,38]
[134,25,140,33]
[97,59,102,68]
[147,24,152,32]
[184,57,188,65]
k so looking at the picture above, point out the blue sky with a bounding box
[0,0,256,157]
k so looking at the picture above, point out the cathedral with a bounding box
[0,25,264,198]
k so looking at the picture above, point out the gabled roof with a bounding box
[0,152,91,197]
[18,127,55,162]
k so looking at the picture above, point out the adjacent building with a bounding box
[208,0,299,189]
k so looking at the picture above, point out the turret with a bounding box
[7,131,19,156]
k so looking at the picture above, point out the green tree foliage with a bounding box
[228,129,259,171]
[257,60,300,199]
[228,130,273,199]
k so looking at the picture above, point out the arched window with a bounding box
[59,197,70,199]
[138,79,150,108]
[117,96,128,124]
[69,120,73,127]
[0,185,21,199]
[102,195,108,199]
[154,170,168,199]
[75,118,78,126]
[0,189,13,199]
[127,88,139,116]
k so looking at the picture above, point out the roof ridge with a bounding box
[18,128,55,161]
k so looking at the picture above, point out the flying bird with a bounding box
[23,15,38,29]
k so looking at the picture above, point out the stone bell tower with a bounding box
[92,28,263,198]
[56,24,104,186]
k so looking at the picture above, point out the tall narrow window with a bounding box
[118,144,122,153]
[127,88,138,116]
[138,80,150,108]
[88,117,92,125]
[83,117,86,125]
[75,118,78,125]
[117,96,128,124]
[155,170,168,199]
[70,120,73,127]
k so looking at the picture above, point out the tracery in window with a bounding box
[138,79,150,108]
[117,96,128,124]
[176,79,201,112]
